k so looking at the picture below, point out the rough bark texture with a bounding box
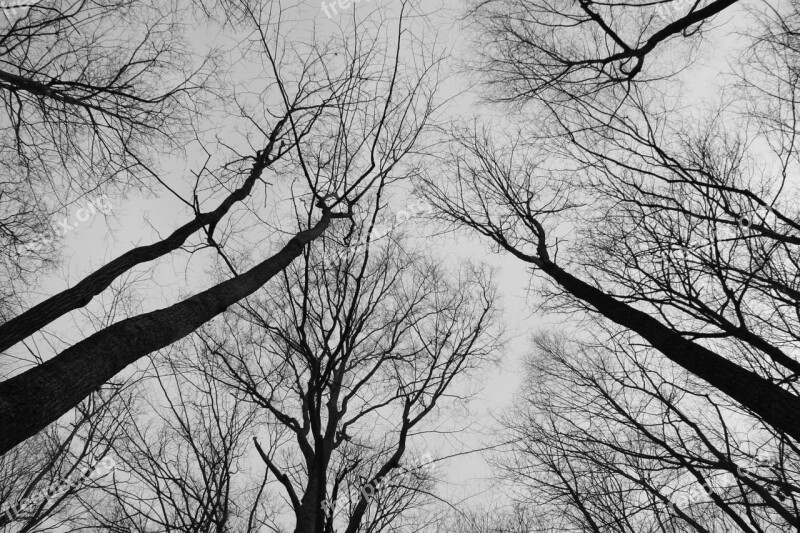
[0,213,331,456]
[0,139,281,353]
[294,469,323,533]
[538,259,800,442]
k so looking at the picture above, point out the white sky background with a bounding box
[5,0,770,526]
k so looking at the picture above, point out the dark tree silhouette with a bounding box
[195,197,502,533]
[70,345,265,533]
[421,0,800,441]
[0,0,206,316]
[0,0,440,456]
[467,0,741,101]
[493,330,800,531]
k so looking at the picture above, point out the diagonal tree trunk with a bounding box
[536,258,800,442]
[0,125,286,354]
[0,210,338,456]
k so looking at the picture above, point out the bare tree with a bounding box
[0,0,440,455]
[0,0,208,313]
[0,381,134,533]
[0,265,153,532]
[419,123,800,441]
[195,198,502,533]
[466,0,741,102]
[420,0,800,442]
[491,328,800,532]
[436,504,547,533]
[66,342,266,533]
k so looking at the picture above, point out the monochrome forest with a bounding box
[1,0,799,531]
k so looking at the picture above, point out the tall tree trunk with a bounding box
[0,132,284,353]
[295,474,322,533]
[0,212,333,456]
[538,259,800,442]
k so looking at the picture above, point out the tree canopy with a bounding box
[2,0,800,532]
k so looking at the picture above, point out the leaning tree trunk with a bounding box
[0,211,334,456]
[0,127,285,354]
[537,258,800,442]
